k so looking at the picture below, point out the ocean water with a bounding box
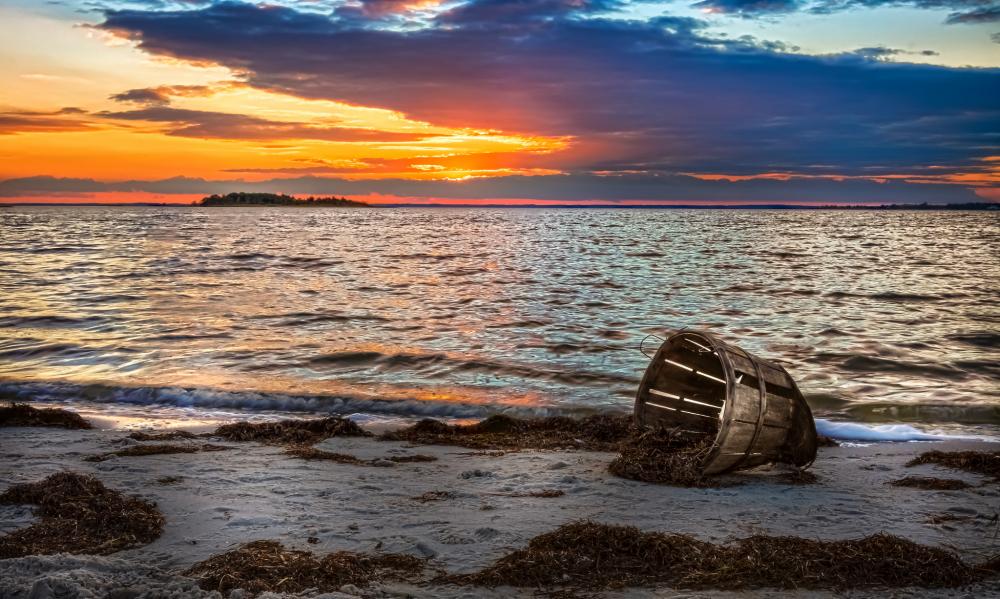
[1,206,997,436]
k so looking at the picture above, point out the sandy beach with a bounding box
[2,413,998,598]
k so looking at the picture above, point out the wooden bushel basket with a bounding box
[635,330,817,475]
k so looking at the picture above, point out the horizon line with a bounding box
[1,201,998,210]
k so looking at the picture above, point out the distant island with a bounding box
[196,193,369,207]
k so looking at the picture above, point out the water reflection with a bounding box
[0,206,997,430]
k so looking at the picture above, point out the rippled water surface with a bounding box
[1,206,997,432]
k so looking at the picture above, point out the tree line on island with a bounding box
[197,193,369,207]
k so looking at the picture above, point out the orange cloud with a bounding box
[0,82,569,183]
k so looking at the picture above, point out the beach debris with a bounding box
[608,427,718,487]
[635,330,817,475]
[890,476,973,490]
[411,490,457,502]
[85,443,231,462]
[924,513,975,526]
[128,430,199,441]
[488,489,565,498]
[214,416,371,445]
[0,402,92,429]
[817,435,840,447]
[381,413,634,451]
[0,472,164,558]
[907,450,1000,479]
[387,454,438,463]
[183,540,424,596]
[976,555,1000,576]
[778,469,820,485]
[452,520,976,591]
[285,446,437,466]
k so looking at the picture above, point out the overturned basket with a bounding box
[635,330,817,475]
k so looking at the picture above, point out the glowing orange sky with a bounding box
[0,6,569,202]
[0,2,996,205]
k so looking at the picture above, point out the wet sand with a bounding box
[1,422,998,598]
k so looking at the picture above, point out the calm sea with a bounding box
[1,206,997,436]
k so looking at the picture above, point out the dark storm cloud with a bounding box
[689,0,802,16]
[96,1,1000,179]
[944,5,1000,22]
[689,0,1000,22]
[435,0,624,24]
[807,0,1000,23]
[843,46,940,60]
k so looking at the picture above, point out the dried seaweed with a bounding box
[382,414,634,451]
[976,555,1000,575]
[86,443,230,462]
[452,521,713,589]
[388,454,438,463]
[215,417,371,445]
[128,430,198,441]
[490,489,566,498]
[890,476,972,490]
[924,513,974,525]
[454,521,976,591]
[285,446,368,465]
[0,403,92,429]
[778,470,819,485]
[0,472,163,558]
[816,435,840,447]
[184,540,423,596]
[907,451,1000,479]
[285,446,436,466]
[411,491,456,503]
[608,428,717,487]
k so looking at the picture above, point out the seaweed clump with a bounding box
[215,417,371,445]
[455,521,976,591]
[0,403,92,429]
[907,451,1000,479]
[890,476,972,490]
[184,540,423,596]
[85,443,230,462]
[608,428,716,487]
[490,489,566,498]
[128,430,198,441]
[778,469,819,485]
[382,414,634,451]
[285,446,437,466]
[0,472,164,558]
[411,490,456,503]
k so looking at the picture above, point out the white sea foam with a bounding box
[815,419,988,442]
[0,381,553,421]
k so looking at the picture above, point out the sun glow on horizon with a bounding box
[0,5,569,193]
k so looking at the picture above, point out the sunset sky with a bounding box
[0,0,997,205]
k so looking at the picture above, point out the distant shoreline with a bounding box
[2,202,996,210]
[196,192,370,208]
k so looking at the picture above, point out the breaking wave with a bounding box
[0,381,557,421]
[2,380,996,442]
[814,420,989,442]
